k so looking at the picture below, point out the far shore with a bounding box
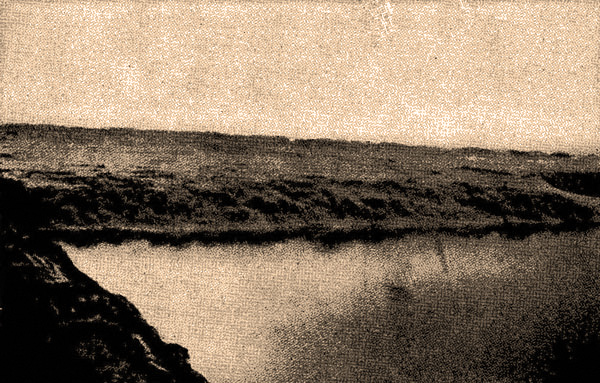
[2,124,600,246]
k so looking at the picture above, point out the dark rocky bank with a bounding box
[0,178,207,383]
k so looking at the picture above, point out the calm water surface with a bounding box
[65,230,600,382]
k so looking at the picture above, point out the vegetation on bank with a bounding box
[18,169,598,245]
[1,124,598,245]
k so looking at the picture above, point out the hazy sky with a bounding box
[1,1,598,152]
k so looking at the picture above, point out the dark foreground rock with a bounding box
[0,178,207,383]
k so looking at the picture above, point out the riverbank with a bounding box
[2,124,600,246]
[0,178,208,382]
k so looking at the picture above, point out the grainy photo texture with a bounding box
[1,0,599,382]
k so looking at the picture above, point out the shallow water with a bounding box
[65,230,600,382]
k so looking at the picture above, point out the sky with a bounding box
[1,0,599,152]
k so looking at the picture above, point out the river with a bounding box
[64,230,600,382]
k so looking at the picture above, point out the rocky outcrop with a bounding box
[0,178,207,383]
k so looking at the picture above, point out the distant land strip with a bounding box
[1,124,599,246]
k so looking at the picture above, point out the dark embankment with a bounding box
[0,178,207,383]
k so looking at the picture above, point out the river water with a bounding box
[65,230,600,382]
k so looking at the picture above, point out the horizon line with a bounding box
[1,122,591,157]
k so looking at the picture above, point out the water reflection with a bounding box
[64,230,600,382]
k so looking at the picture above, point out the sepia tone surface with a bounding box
[1,1,600,382]
[1,0,599,151]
